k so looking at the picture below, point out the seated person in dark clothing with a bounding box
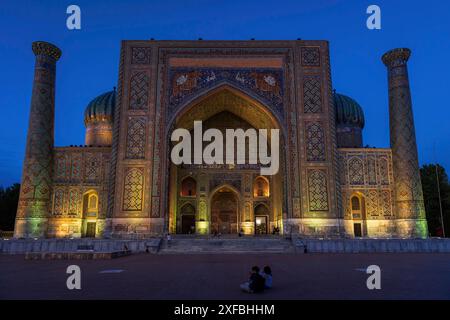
[240,266,265,293]
[260,266,272,289]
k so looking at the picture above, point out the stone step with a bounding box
[293,238,450,253]
[4,238,450,254]
[0,238,162,254]
[158,237,295,254]
[25,250,132,260]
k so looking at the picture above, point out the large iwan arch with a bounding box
[165,85,286,235]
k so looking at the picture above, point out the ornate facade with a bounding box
[14,40,427,239]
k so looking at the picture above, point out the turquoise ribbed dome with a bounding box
[84,90,116,126]
[333,92,365,128]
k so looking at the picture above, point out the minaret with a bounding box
[382,48,427,238]
[14,41,61,238]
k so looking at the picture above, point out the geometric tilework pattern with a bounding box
[129,72,149,110]
[85,153,101,181]
[305,122,326,161]
[122,168,144,211]
[381,190,392,216]
[131,47,151,65]
[390,93,424,211]
[342,189,394,220]
[53,189,64,215]
[378,157,390,185]
[367,156,377,185]
[348,157,364,185]
[303,77,322,113]
[307,169,329,211]
[17,50,58,226]
[50,148,110,222]
[338,149,395,220]
[366,189,379,217]
[384,50,426,221]
[71,154,82,180]
[151,196,160,218]
[55,154,66,180]
[68,189,79,216]
[301,47,320,66]
[125,118,146,159]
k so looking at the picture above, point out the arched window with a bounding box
[83,191,99,218]
[253,177,269,197]
[82,190,99,238]
[88,194,98,210]
[350,195,365,220]
[350,194,365,238]
[351,196,360,211]
[181,177,197,197]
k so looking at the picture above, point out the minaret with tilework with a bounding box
[382,48,427,238]
[14,41,61,238]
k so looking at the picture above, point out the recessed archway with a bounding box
[167,84,284,135]
[82,189,98,238]
[210,185,239,234]
[254,203,270,234]
[166,85,286,235]
[180,176,197,197]
[350,193,367,237]
[180,203,196,234]
[254,176,270,198]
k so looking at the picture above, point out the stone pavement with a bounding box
[1,253,450,299]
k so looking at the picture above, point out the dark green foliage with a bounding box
[0,183,20,231]
[420,164,450,237]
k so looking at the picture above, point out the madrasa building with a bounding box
[13,40,427,239]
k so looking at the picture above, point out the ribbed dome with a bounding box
[84,90,116,126]
[333,92,365,128]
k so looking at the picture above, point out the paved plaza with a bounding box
[1,253,450,300]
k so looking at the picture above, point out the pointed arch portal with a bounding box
[210,185,239,234]
[167,86,285,235]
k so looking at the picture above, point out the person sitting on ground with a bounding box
[240,266,265,293]
[260,266,272,289]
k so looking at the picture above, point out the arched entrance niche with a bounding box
[254,203,270,234]
[180,176,197,197]
[166,84,286,235]
[180,203,196,234]
[210,185,240,234]
[82,190,98,238]
[254,176,270,198]
[350,193,367,237]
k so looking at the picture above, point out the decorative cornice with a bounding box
[382,48,410,67]
[32,41,62,61]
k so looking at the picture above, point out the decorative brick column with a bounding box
[382,48,427,238]
[14,41,61,238]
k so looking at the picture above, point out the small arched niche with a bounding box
[253,176,270,198]
[180,176,197,197]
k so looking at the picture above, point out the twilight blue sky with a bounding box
[0,0,449,187]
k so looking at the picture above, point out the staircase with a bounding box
[158,235,295,254]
